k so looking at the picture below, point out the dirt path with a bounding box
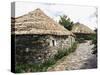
[47,41,97,71]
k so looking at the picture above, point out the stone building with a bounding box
[71,22,95,42]
[11,8,75,65]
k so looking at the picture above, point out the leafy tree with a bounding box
[59,15,74,30]
[92,29,97,55]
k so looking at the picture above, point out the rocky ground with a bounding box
[47,40,97,71]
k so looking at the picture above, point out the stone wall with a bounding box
[15,34,75,65]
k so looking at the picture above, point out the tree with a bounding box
[59,15,74,30]
[92,29,97,55]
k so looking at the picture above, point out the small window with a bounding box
[49,39,56,46]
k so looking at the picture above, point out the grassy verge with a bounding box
[54,42,77,61]
[16,42,78,73]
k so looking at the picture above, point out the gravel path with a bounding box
[47,40,97,71]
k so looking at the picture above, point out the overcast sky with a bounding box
[13,2,98,30]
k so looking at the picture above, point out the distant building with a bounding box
[71,22,95,42]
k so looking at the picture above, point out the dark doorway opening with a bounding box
[52,40,55,46]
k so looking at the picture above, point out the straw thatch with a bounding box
[71,22,95,34]
[11,8,73,36]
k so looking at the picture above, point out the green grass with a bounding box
[16,42,78,73]
[16,58,56,73]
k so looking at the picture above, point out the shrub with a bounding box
[54,48,66,60]
[75,34,96,43]
[91,29,97,55]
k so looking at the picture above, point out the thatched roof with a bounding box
[71,22,95,34]
[11,8,73,36]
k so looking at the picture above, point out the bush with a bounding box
[54,48,67,60]
[75,34,96,43]
[91,29,97,55]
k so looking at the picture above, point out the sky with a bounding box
[13,1,98,30]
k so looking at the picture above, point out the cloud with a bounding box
[14,2,97,30]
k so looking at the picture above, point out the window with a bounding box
[49,39,56,46]
[52,40,56,46]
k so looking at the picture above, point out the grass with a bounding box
[54,42,77,61]
[16,42,78,73]
[16,58,56,73]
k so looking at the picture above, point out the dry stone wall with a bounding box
[15,35,75,65]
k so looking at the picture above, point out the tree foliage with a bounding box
[92,29,97,55]
[59,15,74,30]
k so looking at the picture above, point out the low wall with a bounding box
[14,35,75,65]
